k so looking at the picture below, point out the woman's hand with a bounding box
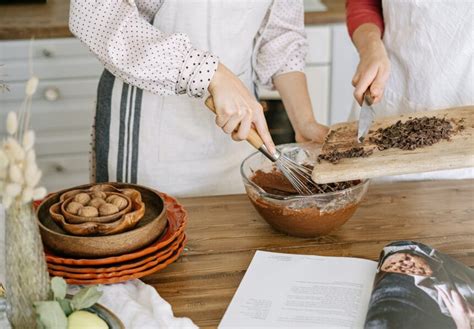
[294,121,328,144]
[352,23,391,105]
[436,286,474,329]
[208,63,275,154]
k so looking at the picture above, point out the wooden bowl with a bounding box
[49,185,145,236]
[37,183,167,257]
[61,191,132,224]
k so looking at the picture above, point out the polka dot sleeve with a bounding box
[253,0,308,89]
[69,0,218,98]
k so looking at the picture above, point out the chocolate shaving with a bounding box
[369,116,454,151]
[317,147,373,164]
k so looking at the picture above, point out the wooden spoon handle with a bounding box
[204,96,264,150]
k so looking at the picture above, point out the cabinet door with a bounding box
[330,24,359,124]
[305,65,330,126]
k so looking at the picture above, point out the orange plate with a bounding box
[47,233,186,274]
[57,239,186,285]
[48,235,187,279]
[44,193,187,266]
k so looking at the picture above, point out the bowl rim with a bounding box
[240,145,370,201]
[36,183,166,240]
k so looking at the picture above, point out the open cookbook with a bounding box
[219,241,474,329]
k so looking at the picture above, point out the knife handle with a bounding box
[363,90,374,106]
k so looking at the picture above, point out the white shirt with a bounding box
[69,0,307,97]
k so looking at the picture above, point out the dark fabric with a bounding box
[365,273,455,329]
[95,69,115,182]
[131,87,143,183]
[116,81,129,182]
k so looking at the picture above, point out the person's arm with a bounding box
[346,0,390,105]
[254,0,327,143]
[274,73,327,143]
[69,0,274,152]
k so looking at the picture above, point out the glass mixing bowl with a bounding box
[241,143,369,237]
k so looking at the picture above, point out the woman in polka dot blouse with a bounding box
[70,0,328,197]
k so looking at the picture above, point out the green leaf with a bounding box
[36,318,45,329]
[34,301,68,329]
[70,286,103,310]
[57,298,73,316]
[51,277,67,300]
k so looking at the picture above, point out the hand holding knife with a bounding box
[357,90,376,143]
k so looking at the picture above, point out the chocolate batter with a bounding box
[248,167,363,237]
[251,167,360,196]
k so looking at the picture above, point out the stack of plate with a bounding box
[35,185,187,285]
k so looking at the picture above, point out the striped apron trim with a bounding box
[95,70,142,184]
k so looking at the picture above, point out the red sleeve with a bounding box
[346,0,384,38]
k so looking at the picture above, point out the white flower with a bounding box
[25,149,36,166]
[8,164,23,184]
[6,112,18,136]
[5,183,22,198]
[0,168,6,180]
[25,76,39,96]
[2,195,13,209]
[4,138,25,162]
[25,167,41,188]
[32,187,47,200]
[22,130,35,151]
[21,187,34,204]
[0,148,8,170]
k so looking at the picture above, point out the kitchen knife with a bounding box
[357,91,375,143]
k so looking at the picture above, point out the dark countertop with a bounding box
[0,0,346,40]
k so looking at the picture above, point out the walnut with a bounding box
[91,191,107,199]
[99,203,119,216]
[105,195,118,203]
[110,196,128,210]
[78,206,99,218]
[88,198,106,208]
[74,193,91,205]
[66,201,83,215]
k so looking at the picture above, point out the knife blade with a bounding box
[357,91,376,143]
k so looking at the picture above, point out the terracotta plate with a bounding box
[47,233,186,274]
[44,192,187,265]
[58,240,186,285]
[48,235,187,279]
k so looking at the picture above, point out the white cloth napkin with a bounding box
[95,280,198,329]
[0,207,197,329]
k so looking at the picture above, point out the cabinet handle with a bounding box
[54,164,64,173]
[44,87,60,101]
[42,48,54,58]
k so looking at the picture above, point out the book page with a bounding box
[365,241,474,329]
[219,251,377,328]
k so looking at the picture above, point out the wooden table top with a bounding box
[0,0,345,40]
[143,179,474,328]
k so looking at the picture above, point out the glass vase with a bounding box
[5,202,50,328]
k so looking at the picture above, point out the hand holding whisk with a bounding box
[204,97,329,195]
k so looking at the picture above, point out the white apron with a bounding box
[350,0,474,181]
[95,0,271,197]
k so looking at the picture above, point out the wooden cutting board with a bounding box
[312,106,474,183]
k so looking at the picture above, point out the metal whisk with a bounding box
[205,97,328,195]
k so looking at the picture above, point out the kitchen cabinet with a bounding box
[0,38,101,192]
